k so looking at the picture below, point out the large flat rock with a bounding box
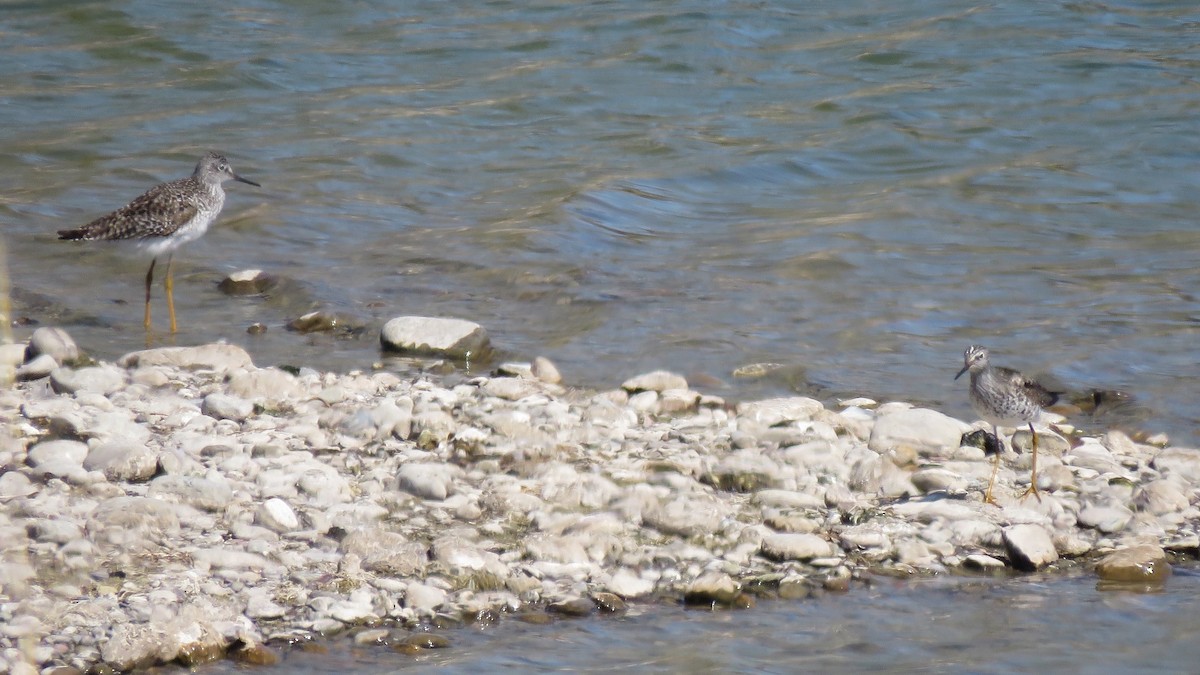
[380,316,490,359]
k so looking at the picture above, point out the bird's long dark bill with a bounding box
[234,174,261,187]
[954,365,969,380]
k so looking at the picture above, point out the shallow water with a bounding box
[4,3,1200,669]
[193,570,1200,674]
[2,0,1198,444]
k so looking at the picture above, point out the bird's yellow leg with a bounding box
[165,255,177,334]
[983,452,1001,506]
[1020,422,1042,502]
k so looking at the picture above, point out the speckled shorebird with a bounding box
[955,345,1059,504]
[58,152,259,333]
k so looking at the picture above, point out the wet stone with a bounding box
[1002,524,1058,571]
[28,326,81,364]
[622,370,688,393]
[50,365,127,395]
[547,598,595,617]
[381,316,491,360]
[84,441,158,482]
[218,269,278,295]
[17,354,58,381]
[761,533,836,562]
[684,572,741,607]
[1095,545,1172,585]
[146,475,233,512]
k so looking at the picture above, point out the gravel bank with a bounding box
[0,327,1194,672]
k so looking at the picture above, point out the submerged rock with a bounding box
[381,316,490,360]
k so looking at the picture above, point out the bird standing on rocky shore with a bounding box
[956,344,1059,504]
[58,152,259,334]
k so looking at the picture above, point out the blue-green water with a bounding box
[198,571,1200,673]
[4,2,1200,668]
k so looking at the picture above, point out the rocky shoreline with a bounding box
[0,320,1193,673]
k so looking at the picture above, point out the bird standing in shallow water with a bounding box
[955,345,1059,504]
[58,152,260,334]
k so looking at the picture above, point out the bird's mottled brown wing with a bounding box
[1022,378,1060,409]
[58,178,200,241]
[995,365,1059,409]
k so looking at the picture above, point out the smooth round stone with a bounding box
[84,442,158,482]
[1012,429,1070,457]
[964,554,1007,570]
[256,497,300,533]
[1133,480,1189,515]
[50,365,127,395]
[621,370,687,393]
[910,467,970,494]
[218,269,278,295]
[227,368,303,405]
[0,471,35,498]
[27,326,80,364]
[380,316,491,359]
[341,529,428,577]
[683,572,740,606]
[202,393,254,422]
[396,463,462,501]
[16,354,58,381]
[547,598,595,617]
[1095,545,1172,585]
[735,396,823,427]
[27,439,88,469]
[146,475,233,512]
[627,390,659,413]
[530,356,562,384]
[1150,448,1200,483]
[761,533,835,562]
[868,408,971,457]
[606,568,654,598]
[659,388,700,413]
[1002,524,1058,571]
[403,583,447,612]
[480,377,538,401]
[119,344,255,373]
[1077,504,1134,534]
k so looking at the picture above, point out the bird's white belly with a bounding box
[130,210,218,257]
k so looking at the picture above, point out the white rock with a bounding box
[736,397,824,426]
[0,471,35,498]
[868,408,971,456]
[761,533,835,561]
[404,582,447,612]
[257,497,300,533]
[147,475,233,512]
[1077,504,1133,534]
[381,316,490,359]
[27,439,88,469]
[396,462,463,501]
[16,353,57,381]
[606,568,655,598]
[27,326,80,364]
[1002,523,1058,570]
[119,344,254,372]
[84,441,159,482]
[531,356,562,384]
[227,368,303,405]
[622,370,688,393]
[1151,447,1200,483]
[202,393,254,422]
[50,365,127,395]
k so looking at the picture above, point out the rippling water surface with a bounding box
[5,1,1200,670]
[194,571,1200,673]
